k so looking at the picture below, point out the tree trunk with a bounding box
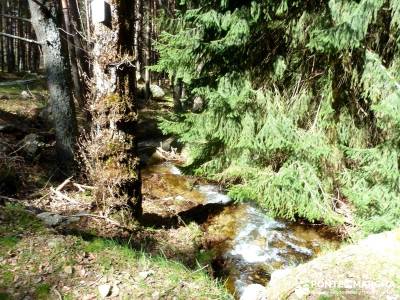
[28,0,77,170]
[173,77,183,112]
[6,1,15,73]
[134,0,143,82]
[68,0,90,89]
[144,1,151,100]
[88,0,141,221]
[60,0,84,108]
[0,2,4,72]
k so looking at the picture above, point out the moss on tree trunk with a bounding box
[85,0,141,223]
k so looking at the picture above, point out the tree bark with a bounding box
[134,0,143,82]
[0,2,5,72]
[28,0,77,171]
[60,0,84,108]
[173,77,183,112]
[144,0,151,100]
[88,0,141,221]
[6,0,15,73]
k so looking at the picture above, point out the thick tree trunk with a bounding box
[28,0,77,170]
[88,0,141,221]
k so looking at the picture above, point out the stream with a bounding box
[143,162,339,298]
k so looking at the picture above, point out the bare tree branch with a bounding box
[0,32,42,45]
[0,14,31,23]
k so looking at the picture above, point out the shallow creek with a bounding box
[143,162,339,298]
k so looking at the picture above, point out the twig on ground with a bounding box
[50,187,80,204]
[56,177,72,192]
[52,287,62,300]
[73,182,96,191]
[68,213,128,229]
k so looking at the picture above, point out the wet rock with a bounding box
[150,84,165,99]
[37,212,63,226]
[198,185,231,205]
[240,284,267,300]
[21,133,45,158]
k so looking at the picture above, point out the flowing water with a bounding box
[144,163,339,298]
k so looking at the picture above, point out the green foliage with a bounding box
[35,283,51,299]
[155,0,400,235]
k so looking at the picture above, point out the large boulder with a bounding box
[265,228,400,299]
[150,84,165,99]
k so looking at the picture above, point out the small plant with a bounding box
[35,283,51,299]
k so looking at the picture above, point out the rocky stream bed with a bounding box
[141,161,339,299]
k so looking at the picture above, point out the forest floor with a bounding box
[0,75,231,300]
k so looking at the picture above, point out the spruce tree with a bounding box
[155,0,400,235]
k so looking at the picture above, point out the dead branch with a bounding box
[68,213,127,229]
[0,32,42,45]
[55,177,72,192]
[0,14,31,22]
[73,182,96,191]
[50,187,80,204]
